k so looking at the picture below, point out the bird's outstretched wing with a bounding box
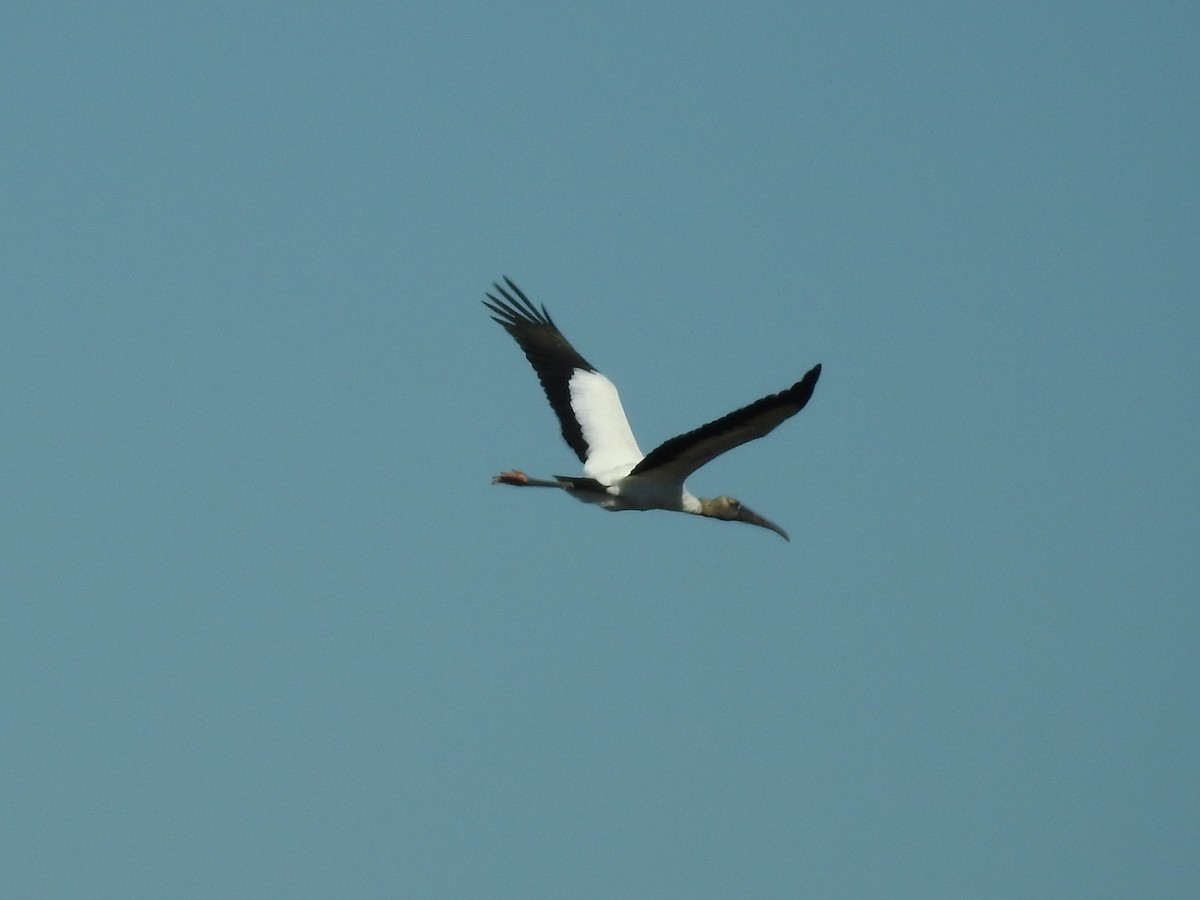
[631,363,822,483]
[484,278,644,481]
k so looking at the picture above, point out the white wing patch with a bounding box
[568,369,644,483]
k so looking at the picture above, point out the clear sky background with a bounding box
[3,3,1196,898]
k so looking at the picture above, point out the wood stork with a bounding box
[484,278,821,540]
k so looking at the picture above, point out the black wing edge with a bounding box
[631,363,822,476]
[483,277,595,463]
[483,276,555,332]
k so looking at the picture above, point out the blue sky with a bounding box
[3,3,1196,897]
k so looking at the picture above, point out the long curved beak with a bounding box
[737,505,790,541]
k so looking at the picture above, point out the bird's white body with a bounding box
[563,368,701,512]
[485,278,820,540]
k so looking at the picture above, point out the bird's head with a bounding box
[700,495,789,541]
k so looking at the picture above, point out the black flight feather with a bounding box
[484,277,596,463]
[631,363,822,480]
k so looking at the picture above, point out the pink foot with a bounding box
[493,469,529,485]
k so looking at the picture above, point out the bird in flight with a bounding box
[484,278,821,540]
